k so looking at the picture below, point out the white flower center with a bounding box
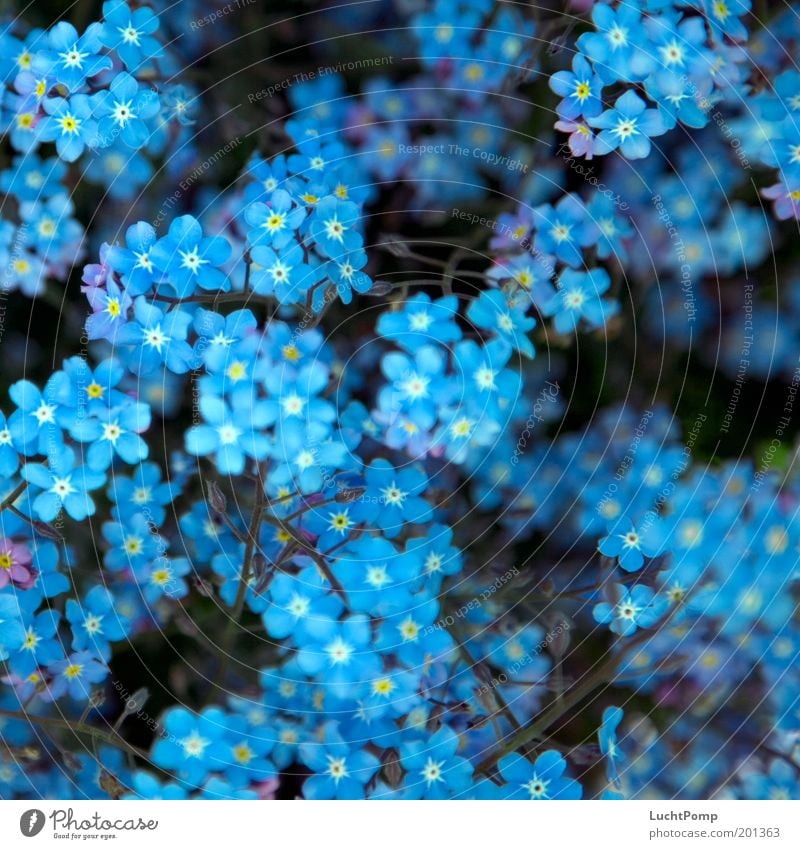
[409,311,432,331]
[381,483,406,507]
[217,424,242,445]
[119,23,141,45]
[281,393,305,417]
[181,732,209,758]
[112,99,136,126]
[33,403,56,424]
[50,476,76,499]
[102,422,123,443]
[143,324,169,352]
[325,637,353,665]
[421,758,445,785]
[323,217,345,242]
[179,247,208,274]
[326,756,349,782]
[60,45,87,68]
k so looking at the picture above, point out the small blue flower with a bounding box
[8,376,68,457]
[143,556,191,603]
[295,615,380,699]
[308,196,363,259]
[244,153,289,199]
[58,356,127,421]
[598,514,665,572]
[19,192,83,254]
[150,216,231,298]
[577,3,651,84]
[364,459,432,538]
[587,193,634,261]
[44,651,107,701]
[542,268,618,333]
[221,714,276,787]
[398,725,473,799]
[320,248,373,308]
[262,566,343,640]
[250,239,318,300]
[647,71,711,130]
[262,360,334,425]
[377,293,462,351]
[102,511,162,573]
[66,585,131,661]
[37,95,99,162]
[550,54,603,120]
[0,411,21,478]
[376,598,453,667]
[99,0,163,70]
[299,723,380,800]
[598,705,625,789]
[33,21,112,92]
[108,461,173,525]
[244,191,306,250]
[270,420,352,496]
[115,298,194,375]
[533,194,596,267]
[589,90,667,160]
[332,536,416,617]
[378,345,447,432]
[106,221,159,296]
[13,604,62,668]
[593,583,666,636]
[0,153,66,202]
[92,72,160,149]
[151,707,230,786]
[185,392,271,475]
[702,0,751,42]
[22,445,105,522]
[467,289,536,358]
[497,750,583,799]
[73,401,151,471]
[0,595,26,661]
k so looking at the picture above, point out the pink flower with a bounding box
[555,119,597,160]
[0,538,36,589]
[762,182,800,220]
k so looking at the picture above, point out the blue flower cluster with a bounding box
[1,0,799,805]
[0,3,202,296]
[548,1,800,223]
[550,0,749,161]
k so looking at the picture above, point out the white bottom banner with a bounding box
[1,800,797,848]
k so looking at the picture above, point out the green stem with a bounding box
[456,635,522,733]
[151,290,276,308]
[0,479,27,510]
[212,472,267,694]
[0,708,148,760]
[473,606,680,776]
[262,513,348,603]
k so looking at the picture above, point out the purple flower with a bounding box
[82,242,113,288]
[763,182,800,221]
[85,274,132,342]
[0,539,36,590]
[555,119,598,159]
